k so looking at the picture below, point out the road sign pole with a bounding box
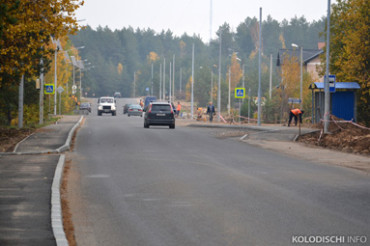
[54,49,57,116]
[59,91,61,115]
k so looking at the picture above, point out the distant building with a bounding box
[276,44,324,82]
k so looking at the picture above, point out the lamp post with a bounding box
[217,31,222,122]
[65,45,84,95]
[228,67,231,115]
[78,59,87,101]
[191,43,195,119]
[291,43,303,109]
[324,0,331,133]
[257,7,262,126]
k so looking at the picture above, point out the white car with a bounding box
[97,97,117,116]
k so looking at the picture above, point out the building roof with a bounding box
[309,82,361,90]
[276,48,324,66]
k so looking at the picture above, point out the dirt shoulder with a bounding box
[243,139,370,174]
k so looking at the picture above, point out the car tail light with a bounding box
[148,105,152,113]
[170,105,174,114]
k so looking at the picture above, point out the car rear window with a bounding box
[151,104,171,111]
[101,98,113,103]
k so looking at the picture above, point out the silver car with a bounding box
[127,104,143,117]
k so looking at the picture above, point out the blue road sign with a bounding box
[235,88,245,98]
[44,84,54,94]
[328,75,336,93]
[288,98,301,104]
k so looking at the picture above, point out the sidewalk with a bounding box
[0,115,82,246]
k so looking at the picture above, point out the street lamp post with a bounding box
[217,32,222,122]
[292,43,303,109]
[228,67,231,115]
[191,43,195,119]
[257,7,262,126]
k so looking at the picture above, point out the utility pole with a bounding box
[133,72,136,98]
[159,63,162,99]
[54,47,57,115]
[39,59,44,125]
[173,55,175,101]
[300,46,303,108]
[211,71,213,103]
[169,62,172,102]
[242,64,245,100]
[228,67,231,115]
[257,7,262,126]
[151,63,154,96]
[18,75,24,128]
[163,58,166,100]
[179,67,182,94]
[248,88,251,124]
[217,31,222,121]
[191,43,195,119]
[269,54,273,99]
[209,0,213,43]
[324,0,331,133]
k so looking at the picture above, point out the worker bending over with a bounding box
[288,108,304,127]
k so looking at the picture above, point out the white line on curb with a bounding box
[51,154,69,246]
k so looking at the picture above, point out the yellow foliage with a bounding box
[147,52,159,63]
[185,77,192,101]
[279,33,286,49]
[117,63,123,75]
[179,40,186,58]
[227,52,242,90]
[0,0,84,85]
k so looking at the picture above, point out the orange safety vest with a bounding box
[177,104,181,111]
[291,109,302,115]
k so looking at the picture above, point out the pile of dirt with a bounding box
[299,118,370,155]
[0,127,35,152]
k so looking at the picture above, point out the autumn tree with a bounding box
[0,0,83,125]
[0,0,84,84]
[329,0,369,125]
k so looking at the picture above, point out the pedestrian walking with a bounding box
[206,102,215,122]
[288,108,304,126]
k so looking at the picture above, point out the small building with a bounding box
[276,47,324,82]
[309,82,361,123]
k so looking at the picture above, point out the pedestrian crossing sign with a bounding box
[235,88,245,99]
[44,84,54,94]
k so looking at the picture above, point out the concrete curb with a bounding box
[0,116,83,156]
[51,154,69,246]
[56,116,84,153]
[13,132,35,152]
[187,124,268,131]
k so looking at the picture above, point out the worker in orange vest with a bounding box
[176,102,181,117]
[288,108,304,127]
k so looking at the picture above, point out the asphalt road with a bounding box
[69,98,370,246]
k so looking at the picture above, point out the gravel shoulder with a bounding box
[242,139,370,174]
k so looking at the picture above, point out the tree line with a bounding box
[70,15,325,110]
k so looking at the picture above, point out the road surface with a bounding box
[68,98,370,246]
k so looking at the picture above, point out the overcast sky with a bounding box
[76,0,333,41]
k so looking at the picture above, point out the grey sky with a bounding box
[76,0,333,41]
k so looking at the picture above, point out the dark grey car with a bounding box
[144,102,175,129]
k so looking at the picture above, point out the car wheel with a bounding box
[98,111,102,116]
[144,122,149,128]
[169,124,175,129]
[128,114,131,117]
